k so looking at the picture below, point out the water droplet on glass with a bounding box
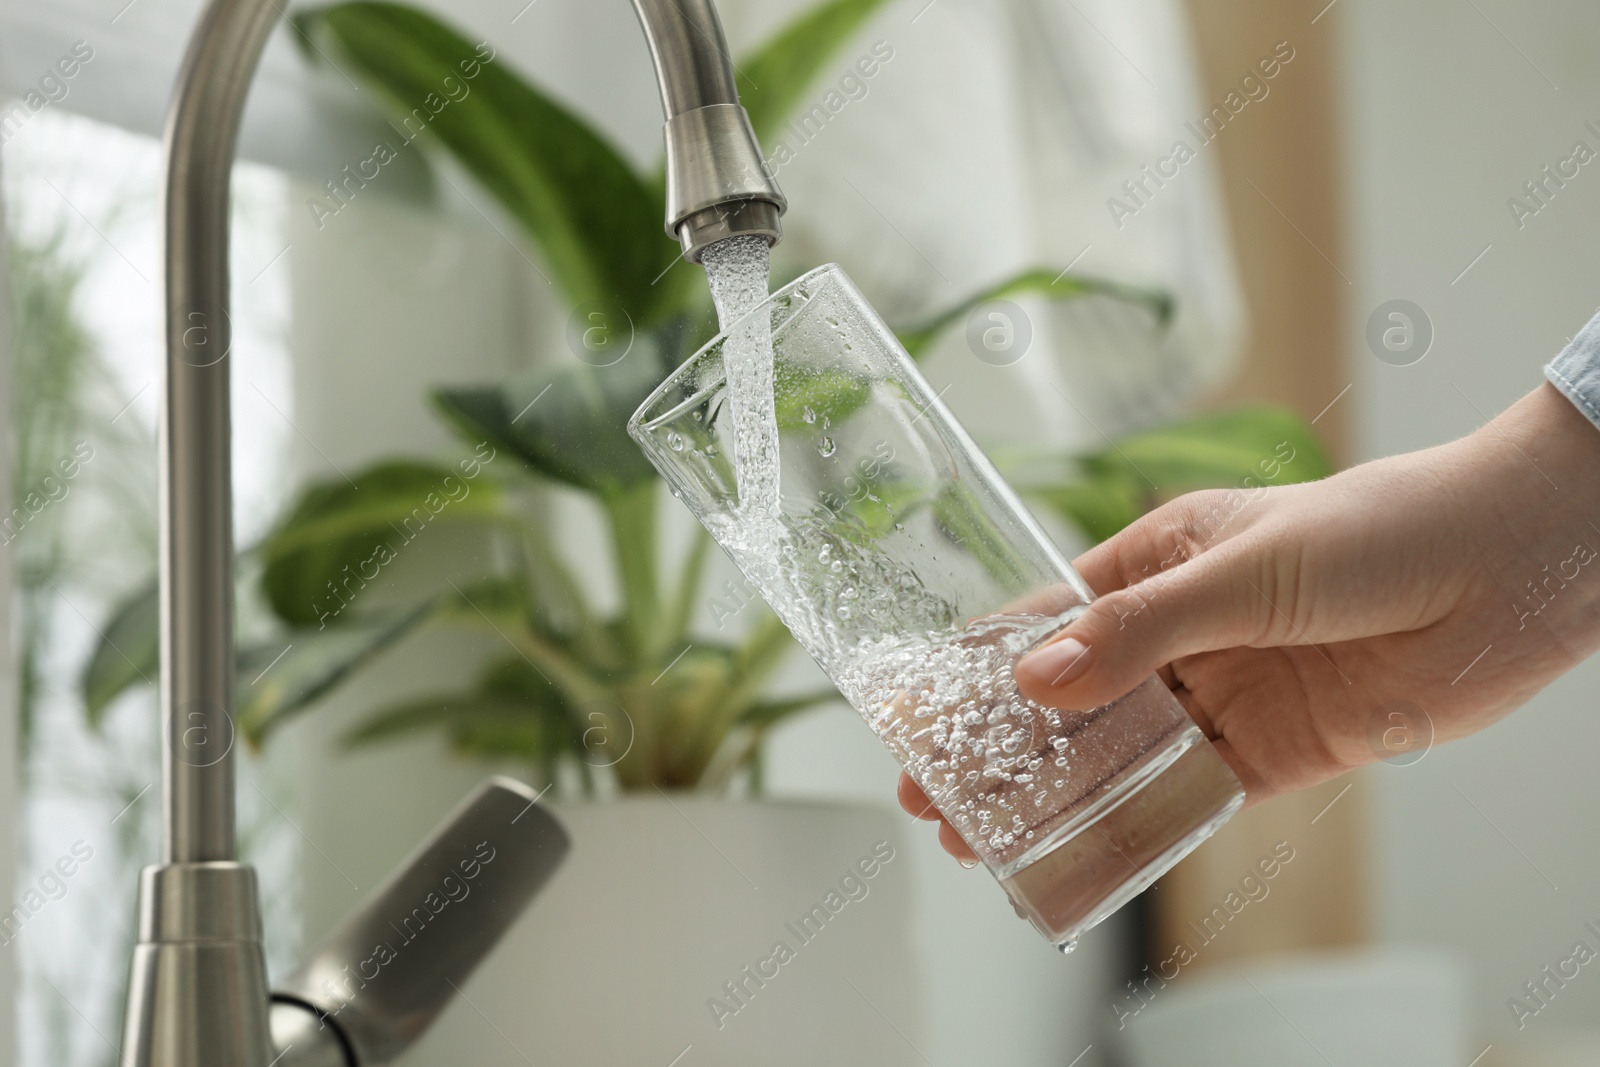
[666,431,684,452]
[802,406,817,424]
[1056,937,1080,956]
[818,437,836,457]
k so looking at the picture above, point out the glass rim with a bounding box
[628,261,846,436]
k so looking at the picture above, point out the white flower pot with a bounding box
[399,797,923,1067]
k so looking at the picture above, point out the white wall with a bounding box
[1344,0,1600,1046]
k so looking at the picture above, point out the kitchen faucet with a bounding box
[122,0,786,1062]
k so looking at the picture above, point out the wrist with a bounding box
[1472,383,1600,654]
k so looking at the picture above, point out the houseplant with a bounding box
[83,1,1331,789]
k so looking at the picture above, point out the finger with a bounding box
[1167,681,1215,739]
[896,775,980,864]
[994,486,1267,626]
[1014,546,1270,711]
[1073,489,1260,596]
[937,819,980,865]
[897,773,942,821]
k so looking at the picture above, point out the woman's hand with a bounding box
[902,383,1600,863]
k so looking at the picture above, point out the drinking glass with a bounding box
[628,264,1244,951]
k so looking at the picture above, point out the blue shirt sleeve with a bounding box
[1546,311,1600,430]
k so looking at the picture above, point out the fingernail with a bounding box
[1018,637,1091,688]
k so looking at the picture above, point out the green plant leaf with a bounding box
[477,654,569,704]
[82,580,158,727]
[603,480,661,658]
[354,696,569,763]
[344,694,529,745]
[259,460,504,627]
[932,483,1036,596]
[345,656,584,779]
[737,688,839,728]
[1091,407,1332,489]
[433,577,610,707]
[432,339,673,498]
[1028,478,1145,545]
[738,0,896,145]
[81,576,437,743]
[823,470,934,542]
[1000,407,1332,544]
[295,2,668,321]
[773,367,871,431]
[432,573,536,629]
[895,269,1174,359]
[238,603,436,743]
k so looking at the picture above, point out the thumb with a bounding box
[1014,551,1266,710]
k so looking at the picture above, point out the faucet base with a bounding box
[120,862,272,1067]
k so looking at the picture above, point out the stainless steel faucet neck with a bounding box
[124,3,300,1054]
[631,0,787,260]
[162,0,279,868]
[126,0,780,1063]
[632,0,742,115]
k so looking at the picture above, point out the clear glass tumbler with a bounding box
[629,264,1244,951]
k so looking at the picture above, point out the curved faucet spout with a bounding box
[631,0,787,260]
[124,1,783,1064]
